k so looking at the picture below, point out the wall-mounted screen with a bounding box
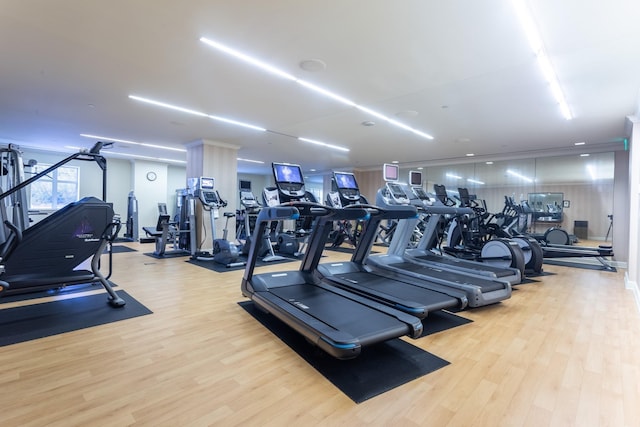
[334,172,358,190]
[273,163,303,184]
[409,170,422,186]
[383,163,399,181]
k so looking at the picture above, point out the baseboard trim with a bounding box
[624,272,640,313]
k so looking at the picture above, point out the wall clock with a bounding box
[146,171,157,182]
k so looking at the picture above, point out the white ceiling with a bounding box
[1,0,638,177]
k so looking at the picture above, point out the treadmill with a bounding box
[359,169,512,307]
[390,177,522,285]
[315,172,469,316]
[241,163,423,360]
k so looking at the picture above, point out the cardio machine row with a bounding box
[241,162,515,360]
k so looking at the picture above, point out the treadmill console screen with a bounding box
[333,172,360,201]
[409,170,422,186]
[272,162,305,197]
[200,177,214,190]
[383,163,399,181]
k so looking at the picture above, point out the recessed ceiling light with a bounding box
[580,153,590,157]
[392,160,399,164]
[310,168,316,172]
[486,161,494,165]
[466,153,475,157]
[299,59,327,72]
[417,167,423,170]
[574,141,586,146]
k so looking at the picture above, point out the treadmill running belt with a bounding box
[269,285,408,339]
[414,253,513,277]
[390,261,506,292]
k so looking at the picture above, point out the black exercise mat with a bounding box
[187,255,298,273]
[420,310,473,337]
[109,245,137,253]
[0,282,116,304]
[144,251,191,259]
[0,290,152,347]
[238,301,449,403]
[543,259,617,272]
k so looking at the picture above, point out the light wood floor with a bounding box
[1,242,639,427]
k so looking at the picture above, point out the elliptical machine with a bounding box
[191,177,244,268]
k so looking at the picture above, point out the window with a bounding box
[30,164,80,210]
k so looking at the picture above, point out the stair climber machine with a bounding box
[190,177,245,268]
[0,142,125,307]
[433,184,526,279]
[325,171,367,247]
[362,169,512,307]
[241,162,423,360]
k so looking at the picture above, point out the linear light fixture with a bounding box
[64,145,186,164]
[199,36,434,139]
[130,94,349,153]
[237,158,265,164]
[80,133,187,152]
[512,0,572,120]
[506,169,534,183]
[129,95,267,132]
[298,137,349,152]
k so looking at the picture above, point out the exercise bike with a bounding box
[191,177,245,268]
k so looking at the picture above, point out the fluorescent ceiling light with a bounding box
[580,153,590,157]
[199,37,297,81]
[506,169,534,183]
[574,142,586,146]
[467,178,485,185]
[200,37,434,140]
[298,137,350,152]
[80,133,187,152]
[446,173,462,179]
[237,158,265,164]
[129,95,267,132]
[130,94,348,153]
[64,145,186,164]
[512,0,572,120]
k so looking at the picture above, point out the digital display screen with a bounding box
[383,163,399,181]
[334,172,358,190]
[409,170,422,186]
[239,180,251,190]
[200,177,214,189]
[273,163,303,184]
